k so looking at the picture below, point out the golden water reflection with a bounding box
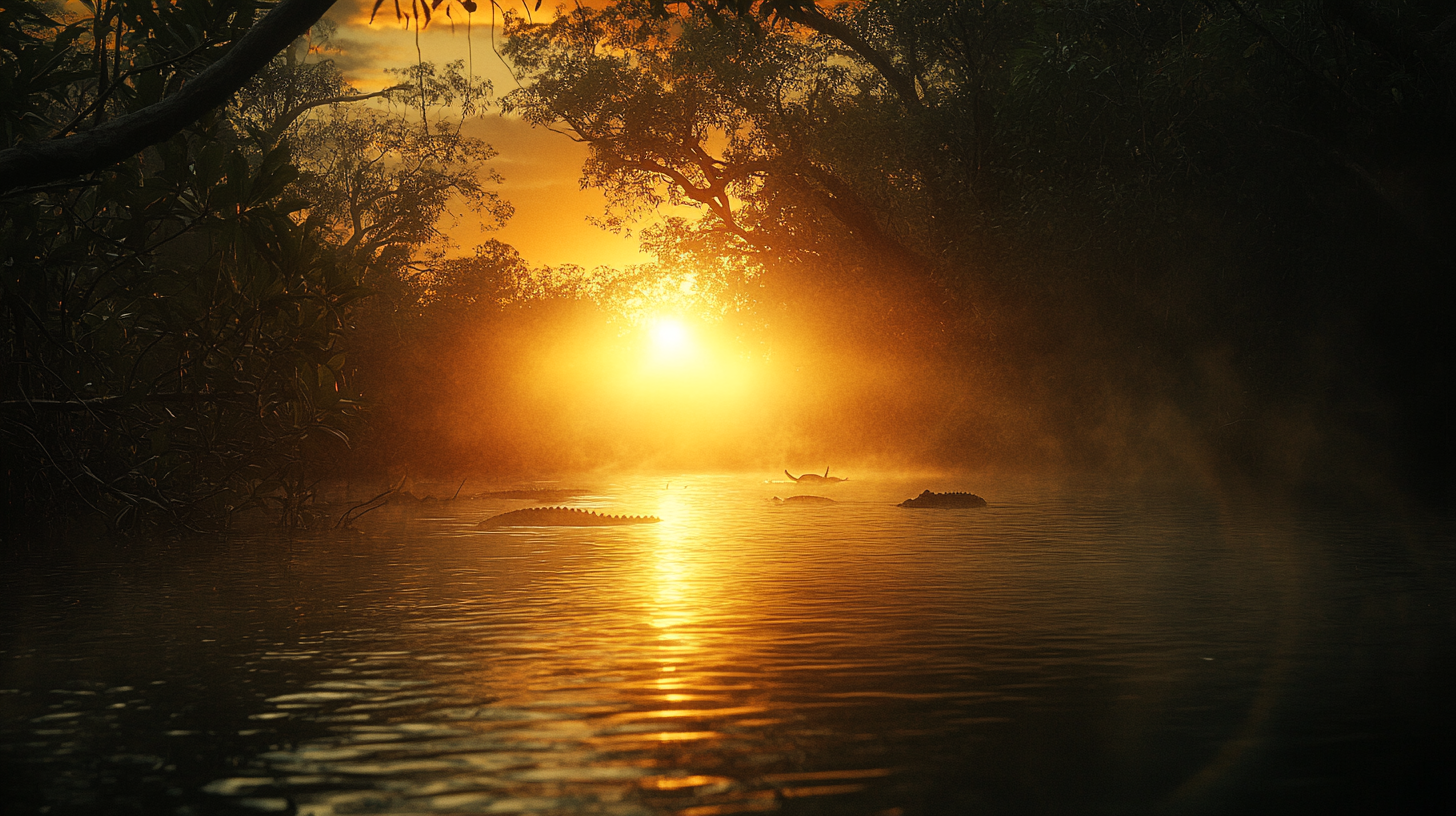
[14,473,1430,815]
[635,487,753,751]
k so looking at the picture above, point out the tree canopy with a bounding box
[500,0,1455,497]
[4,0,1453,527]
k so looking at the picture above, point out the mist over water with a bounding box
[3,473,1451,814]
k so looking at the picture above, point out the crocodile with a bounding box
[477,507,662,529]
[898,490,987,509]
[771,495,836,504]
[784,468,849,484]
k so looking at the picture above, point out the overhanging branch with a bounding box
[777,4,924,114]
[0,0,339,195]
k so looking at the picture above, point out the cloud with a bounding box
[318,34,403,78]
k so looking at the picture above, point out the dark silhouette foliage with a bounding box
[502,0,1456,501]
[1,1,505,528]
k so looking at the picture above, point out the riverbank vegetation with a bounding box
[0,1,504,528]
[4,0,1452,530]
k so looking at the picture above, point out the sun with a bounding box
[647,316,694,363]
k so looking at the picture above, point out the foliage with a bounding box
[269,56,511,269]
[1,0,507,528]
[501,0,1456,495]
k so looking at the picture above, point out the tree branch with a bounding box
[1223,0,1364,110]
[777,4,925,114]
[54,36,227,140]
[1,391,258,413]
[262,84,411,146]
[0,0,338,195]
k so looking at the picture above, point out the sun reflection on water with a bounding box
[648,490,703,682]
[19,474,1409,816]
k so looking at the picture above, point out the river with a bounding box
[2,473,1452,814]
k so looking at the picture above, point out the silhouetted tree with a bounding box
[502,0,1456,497]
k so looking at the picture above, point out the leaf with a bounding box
[197,140,227,189]
[256,141,294,179]
[313,424,350,444]
[225,149,251,204]
[251,164,298,206]
[149,427,170,455]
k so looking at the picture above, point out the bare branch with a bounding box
[261,84,412,146]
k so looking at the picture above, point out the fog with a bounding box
[341,244,1421,506]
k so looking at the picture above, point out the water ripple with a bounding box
[2,474,1452,814]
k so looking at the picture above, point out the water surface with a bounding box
[2,474,1452,814]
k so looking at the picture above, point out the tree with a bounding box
[277,60,511,267]
[501,0,1456,496]
[0,0,339,194]
[500,2,958,347]
[1,0,512,526]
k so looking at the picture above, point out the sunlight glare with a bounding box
[648,317,694,364]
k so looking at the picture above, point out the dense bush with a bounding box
[1,1,503,528]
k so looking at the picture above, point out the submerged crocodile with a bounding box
[784,468,849,485]
[898,490,987,509]
[477,507,662,529]
[771,495,836,504]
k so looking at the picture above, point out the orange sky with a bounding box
[319,0,668,270]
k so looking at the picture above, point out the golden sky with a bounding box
[320,0,666,270]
